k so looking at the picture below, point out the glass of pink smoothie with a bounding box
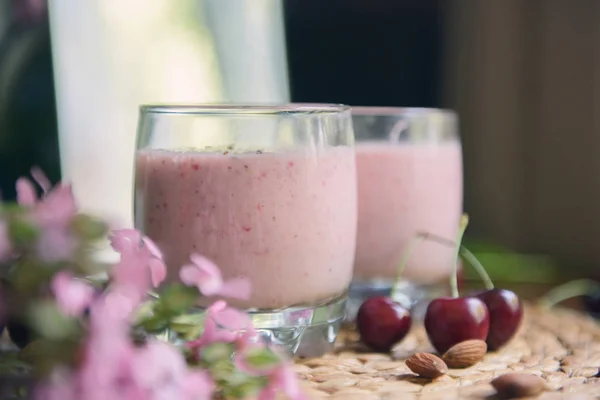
[348,107,463,320]
[134,104,357,356]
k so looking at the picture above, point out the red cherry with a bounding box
[424,296,490,353]
[474,288,523,350]
[356,296,412,352]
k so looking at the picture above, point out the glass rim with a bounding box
[350,106,456,119]
[139,103,351,116]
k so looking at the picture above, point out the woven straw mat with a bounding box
[293,305,600,399]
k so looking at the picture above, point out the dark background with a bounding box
[1,0,599,282]
[0,0,444,200]
[285,0,443,108]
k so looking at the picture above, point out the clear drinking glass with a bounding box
[347,107,463,320]
[134,104,357,356]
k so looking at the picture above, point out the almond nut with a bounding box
[442,339,487,368]
[491,373,546,398]
[405,352,448,378]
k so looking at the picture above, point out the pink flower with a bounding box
[186,300,255,356]
[258,363,307,400]
[15,177,37,206]
[76,293,142,400]
[35,368,78,400]
[51,271,95,317]
[31,166,51,193]
[16,168,78,227]
[15,169,79,262]
[132,340,213,400]
[179,254,250,300]
[186,301,238,349]
[33,183,77,228]
[36,225,77,263]
[109,229,167,305]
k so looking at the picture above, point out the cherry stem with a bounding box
[391,234,426,300]
[416,232,495,291]
[537,279,600,309]
[450,214,469,298]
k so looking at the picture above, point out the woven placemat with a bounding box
[294,305,600,399]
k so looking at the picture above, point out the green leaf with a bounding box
[8,218,39,247]
[139,314,169,333]
[19,338,80,377]
[28,301,82,341]
[242,347,282,370]
[70,214,108,241]
[10,260,58,293]
[200,343,234,364]
[222,376,266,399]
[208,358,237,382]
[0,352,31,375]
[155,284,199,316]
[168,321,204,341]
[132,299,157,325]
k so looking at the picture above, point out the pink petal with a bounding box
[275,364,305,400]
[16,178,37,206]
[186,317,237,349]
[257,386,278,400]
[207,300,227,314]
[31,166,52,193]
[36,227,77,262]
[190,254,221,278]
[97,291,137,323]
[179,265,203,286]
[179,262,222,297]
[142,236,163,260]
[218,277,252,300]
[213,306,252,331]
[185,301,238,349]
[34,184,78,228]
[51,271,95,317]
[148,258,166,288]
[181,370,214,400]
[132,340,186,388]
[110,229,142,253]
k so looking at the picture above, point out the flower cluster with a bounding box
[0,170,305,400]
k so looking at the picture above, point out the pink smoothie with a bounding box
[135,147,357,309]
[354,141,463,284]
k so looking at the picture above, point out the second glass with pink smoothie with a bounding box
[348,107,463,319]
[134,104,357,356]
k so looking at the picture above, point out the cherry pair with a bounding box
[425,287,522,353]
[357,215,523,354]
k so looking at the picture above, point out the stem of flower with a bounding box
[391,234,426,300]
[450,214,469,298]
[416,232,494,291]
[537,279,600,309]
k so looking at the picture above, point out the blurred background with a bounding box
[0,0,598,291]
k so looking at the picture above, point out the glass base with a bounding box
[345,278,449,322]
[160,294,347,358]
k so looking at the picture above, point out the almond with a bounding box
[405,352,448,378]
[442,339,487,368]
[491,373,547,398]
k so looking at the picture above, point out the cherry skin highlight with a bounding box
[356,296,412,352]
[424,296,490,354]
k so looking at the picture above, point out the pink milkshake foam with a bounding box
[354,141,463,285]
[135,146,357,309]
